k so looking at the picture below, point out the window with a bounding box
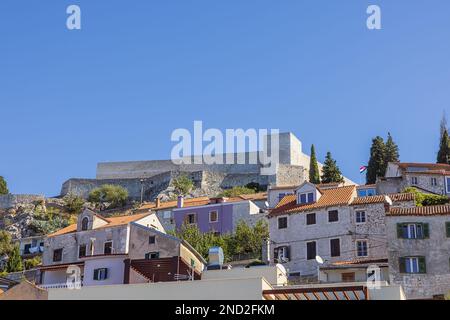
[328,210,339,222]
[411,177,418,185]
[78,244,87,258]
[431,178,437,186]
[149,236,156,244]
[341,272,355,282]
[306,213,316,225]
[399,257,426,274]
[299,192,314,204]
[447,177,450,193]
[278,193,286,202]
[278,217,288,229]
[274,246,290,263]
[145,252,160,259]
[104,241,113,255]
[209,211,218,223]
[185,213,197,225]
[53,248,63,262]
[93,268,108,281]
[306,241,317,260]
[330,238,340,257]
[81,217,89,231]
[24,244,31,255]
[356,211,366,224]
[356,240,368,257]
[446,222,450,238]
[397,223,429,239]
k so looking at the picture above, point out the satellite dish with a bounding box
[315,255,324,264]
[264,201,269,208]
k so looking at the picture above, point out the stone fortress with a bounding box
[61,132,355,201]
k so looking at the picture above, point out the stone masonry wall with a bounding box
[0,194,45,210]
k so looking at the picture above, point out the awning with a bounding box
[263,285,369,300]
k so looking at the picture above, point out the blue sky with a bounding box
[1,0,450,196]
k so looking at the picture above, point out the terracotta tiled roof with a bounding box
[387,204,450,216]
[48,212,151,237]
[397,162,450,171]
[237,192,267,201]
[268,185,356,217]
[268,185,299,191]
[331,258,388,266]
[356,184,376,189]
[136,197,211,213]
[351,193,415,205]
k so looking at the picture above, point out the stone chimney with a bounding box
[156,197,161,208]
[177,196,184,208]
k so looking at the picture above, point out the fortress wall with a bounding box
[96,159,261,179]
[0,194,45,209]
[275,165,307,186]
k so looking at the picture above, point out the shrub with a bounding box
[172,175,194,196]
[30,215,70,235]
[218,186,257,198]
[64,193,85,214]
[88,184,129,209]
[403,187,449,207]
[24,256,42,270]
[0,176,8,195]
[6,245,23,273]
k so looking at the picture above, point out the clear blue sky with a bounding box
[1,0,449,196]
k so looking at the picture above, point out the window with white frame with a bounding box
[299,192,314,204]
[397,223,428,239]
[400,257,426,274]
[431,177,437,186]
[356,240,368,257]
[104,241,113,255]
[446,177,450,193]
[209,210,218,223]
[93,268,108,281]
[356,211,366,224]
[276,246,290,263]
[411,177,418,185]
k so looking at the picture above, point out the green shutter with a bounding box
[422,223,430,239]
[418,257,427,273]
[397,223,404,238]
[93,269,99,280]
[399,257,406,273]
[104,268,108,279]
[446,222,450,238]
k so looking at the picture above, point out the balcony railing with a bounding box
[38,281,83,290]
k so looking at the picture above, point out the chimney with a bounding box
[384,195,393,212]
[177,196,184,208]
[156,197,161,208]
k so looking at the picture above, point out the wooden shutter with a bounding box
[285,246,290,260]
[397,223,404,238]
[446,222,450,238]
[422,223,430,239]
[418,257,426,273]
[104,268,109,279]
[399,258,406,273]
[93,269,99,280]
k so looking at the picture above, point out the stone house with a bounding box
[386,204,450,299]
[378,162,450,195]
[17,235,45,258]
[268,182,415,278]
[39,208,205,288]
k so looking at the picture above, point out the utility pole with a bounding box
[140,179,145,204]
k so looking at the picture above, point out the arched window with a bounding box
[81,217,89,231]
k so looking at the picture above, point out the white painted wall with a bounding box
[83,256,126,287]
[203,265,287,286]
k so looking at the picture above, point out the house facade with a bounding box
[386,205,450,299]
[378,162,450,195]
[268,182,415,278]
[173,196,267,235]
[18,236,45,258]
[40,208,205,288]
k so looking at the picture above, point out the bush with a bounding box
[0,176,8,195]
[172,175,194,196]
[30,214,70,235]
[88,184,129,209]
[218,186,257,198]
[403,187,449,207]
[6,245,23,273]
[64,193,85,214]
[24,256,42,270]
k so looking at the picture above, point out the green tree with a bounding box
[366,136,386,184]
[309,145,321,184]
[0,176,8,195]
[385,132,400,164]
[24,256,42,270]
[172,175,194,196]
[6,245,23,273]
[88,184,129,209]
[321,152,344,183]
[403,187,449,207]
[437,128,450,164]
[0,231,13,257]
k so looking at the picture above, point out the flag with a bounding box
[359,166,367,174]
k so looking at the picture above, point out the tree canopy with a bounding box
[172,175,194,196]
[0,176,8,195]
[321,152,344,183]
[309,144,321,184]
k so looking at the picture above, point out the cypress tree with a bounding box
[366,136,386,184]
[385,132,400,164]
[0,176,8,195]
[437,128,450,164]
[321,152,344,183]
[6,245,23,273]
[309,144,321,184]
